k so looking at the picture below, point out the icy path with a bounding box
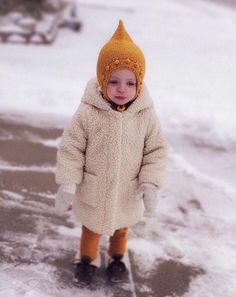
[0,113,236,297]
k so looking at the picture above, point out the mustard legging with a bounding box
[80,225,128,260]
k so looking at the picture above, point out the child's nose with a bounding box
[118,83,126,92]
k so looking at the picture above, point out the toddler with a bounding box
[55,20,167,285]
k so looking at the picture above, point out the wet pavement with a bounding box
[0,113,209,297]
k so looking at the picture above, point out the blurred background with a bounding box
[0,0,235,141]
[0,1,236,296]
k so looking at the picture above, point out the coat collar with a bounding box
[81,78,153,114]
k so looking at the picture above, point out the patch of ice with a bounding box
[1,190,24,201]
[38,138,61,147]
[0,262,111,297]
[56,225,81,237]
[30,191,55,199]
[128,237,169,273]
[184,272,236,297]
[0,160,55,173]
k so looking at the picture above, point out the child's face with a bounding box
[107,69,137,105]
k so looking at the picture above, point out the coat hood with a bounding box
[81,78,153,114]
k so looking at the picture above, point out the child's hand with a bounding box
[55,184,77,215]
[136,183,158,215]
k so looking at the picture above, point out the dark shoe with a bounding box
[73,256,96,286]
[106,253,128,283]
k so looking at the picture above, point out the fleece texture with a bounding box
[55,78,167,235]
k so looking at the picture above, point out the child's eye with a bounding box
[127,81,136,87]
[108,80,118,85]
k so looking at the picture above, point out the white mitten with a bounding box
[136,183,158,214]
[55,184,77,215]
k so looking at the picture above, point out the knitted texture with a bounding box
[55,185,75,215]
[61,183,77,194]
[135,183,158,214]
[97,20,145,99]
[55,78,167,235]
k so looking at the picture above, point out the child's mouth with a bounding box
[115,96,126,100]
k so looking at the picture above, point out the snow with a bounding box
[0,0,236,146]
[0,162,55,172]
[0,0,236,296]
[1,190,25,201]
[0,263,108,297]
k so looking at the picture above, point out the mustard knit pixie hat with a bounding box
[97,20,145,99]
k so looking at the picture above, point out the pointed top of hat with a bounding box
[110,20,133,42]
[97,19,146,99]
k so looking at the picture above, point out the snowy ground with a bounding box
[0,0,236,296]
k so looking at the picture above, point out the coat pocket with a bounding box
[77,172,98,208]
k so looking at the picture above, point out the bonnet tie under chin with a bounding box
[117,105,126,112]
[110,100,134,112]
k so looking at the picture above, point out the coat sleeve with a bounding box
[138,109,167,187]
[55,104,87,185]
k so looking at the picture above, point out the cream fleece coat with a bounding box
[56,78,167,235]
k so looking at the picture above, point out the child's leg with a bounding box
[73,225,101,285]
[79,225,101,260]
[108,227,128,257]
